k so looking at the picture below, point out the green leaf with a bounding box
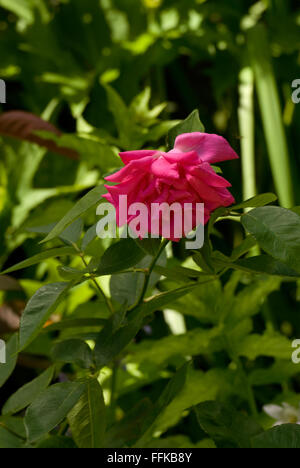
[57,266,87,280]
[94,309,144,370]
[195,401,263,448]
[291,207,300,216]
[237,332,291,360]
[229,276,280,321]
[1,247,74,275]
[134,363,190,447]
[19,282,71,351]
[230,236,257,261]
[0,416,26,439]
[59,219,84,245]
[51,340,93,369]
[127,327,221,367]
[252,424,300,449]
[41,318,107,333]
[167,109,205,150]
[0,425,23,448]
[105,399,153,448]
[0,334,18,388]
[110,254,166,306]
[110,270,144,306]
[145,435,216,448]
[241,206,300,273]
[249,360,300,387]
[134,238,162,257]
[81,224,97,252]
[68,379,106,448]
[36,131,121,173]
[25,381,86,443]
[155,369,234,435]
[143,283,200,316]
[159,278,222,323]
[41,185,105,244]
[154,265,212,282]
[2,366,55,415]
[37,436,77,449]
[232,193,277,211]
[95,239,145,276]
[233,255,300,278]
[193,246,216,274]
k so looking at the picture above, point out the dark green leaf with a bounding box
[154,265,212,282]
[167,110,205,150]
[110,254,166,306]
[0,426,23,448]
[2,366,55,415]
[94,309,143,369]
[230,236,257,261]
[252,424,300,449]
[143,283,199,316]
[59,219,84,245]
[42,318,106,333]
[195,401,263,448]
[234,255,300,278]
[25,381,86,443]
[51,340,93,369]
[68,379,106,448]
[233,193,277,210]
[95,239,145,276]
[134,238,162,257]
[1,247,74,275]
[19,282,71,351]
[81,224,97,252]
[291,207,300,216]
[105,399,153,448]
[37,436,77,449]
[57,266,87,280]
[242,207,300,273]
[134,363,190,447]
[41,185,105,244]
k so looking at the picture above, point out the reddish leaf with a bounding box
[0,111,79,160]
[0,275,22,292]
[0,303,22,333]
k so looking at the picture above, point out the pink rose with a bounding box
[103,132,238,241]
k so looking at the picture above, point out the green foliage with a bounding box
[68,379,106,449]
[1,109,299,447]
[2,366,55,416]
[242,207,300,273]
[25,381,86,443]
[195,401,263,448]
[252,425,300,449]
[167,110,205,150]
[0,0,300,449]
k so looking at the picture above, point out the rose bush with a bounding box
[0,110,300,449]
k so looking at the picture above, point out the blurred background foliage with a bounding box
[0,0,300,448]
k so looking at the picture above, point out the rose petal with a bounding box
[174,132,239,164]
[119,150,158,165]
